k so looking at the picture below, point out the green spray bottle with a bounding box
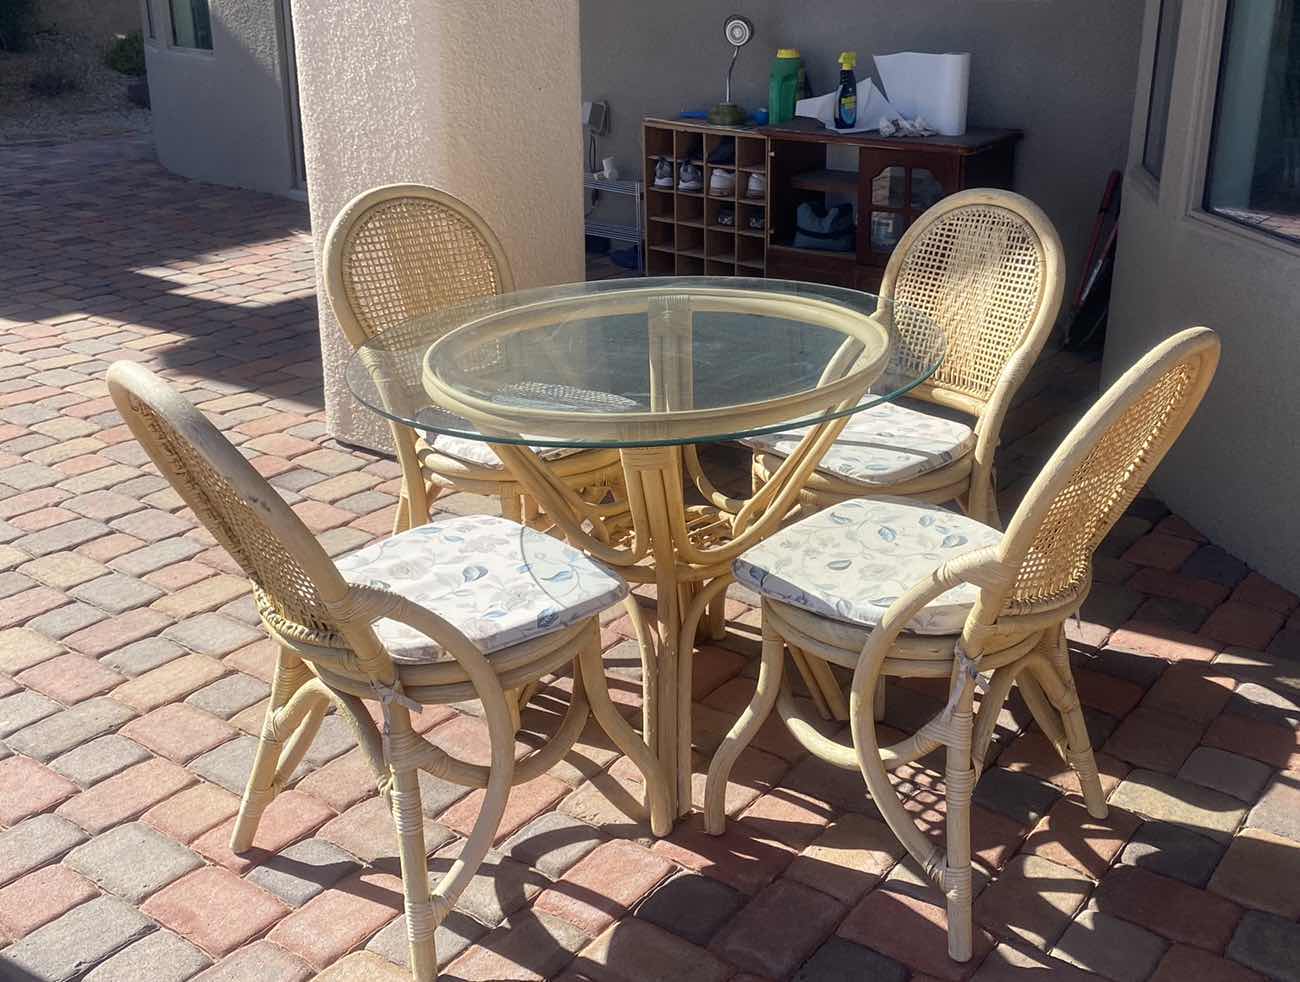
[834,51,858,129]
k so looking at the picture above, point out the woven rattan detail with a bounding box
[892,204,1045,400]
[1005,361,1197,614]
[341,197,504,343]
[127,394,344,644]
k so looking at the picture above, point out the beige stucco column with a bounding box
[290,0,585,449]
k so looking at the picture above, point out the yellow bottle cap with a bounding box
[776,48,800,59]
[839,51,857,69]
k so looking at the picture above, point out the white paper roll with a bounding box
[875,52,971,137]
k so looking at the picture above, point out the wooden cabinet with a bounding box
[643,117,1020,291]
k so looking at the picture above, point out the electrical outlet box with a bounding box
[582,100,609,135]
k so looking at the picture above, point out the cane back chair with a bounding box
[709,327,1219,963]
[324,183,626,534]
[749,189,1066,528]
[107,362,670,981]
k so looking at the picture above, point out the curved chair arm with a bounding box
[335,584,517,921]
[846,547,1007,876]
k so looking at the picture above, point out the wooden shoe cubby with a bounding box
[643,116,1022,290]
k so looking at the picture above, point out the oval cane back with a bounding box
[989,327,1221,620]
[106,361,361,653]
[880,189,1065,407]
[324,184,515,354]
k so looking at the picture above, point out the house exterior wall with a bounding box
[142,0,298,196]
[580,0,1144,303]
[1107,0,1300,590]
[289,0,586,450]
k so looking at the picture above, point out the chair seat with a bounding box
[421,382,639,470]
[733,497,1002,635]
[744,400,975,486]
[429,434,581,470]
[336,514,628,663]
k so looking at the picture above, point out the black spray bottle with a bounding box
[834,51,858,129]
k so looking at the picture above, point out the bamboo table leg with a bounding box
[621,446,694,817]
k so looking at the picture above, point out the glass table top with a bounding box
[346,277,944,449]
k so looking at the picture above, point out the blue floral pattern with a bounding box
[733,497,1003,635]
[744,400,975,486]
[336,514,628,662]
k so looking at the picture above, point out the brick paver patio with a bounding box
[1,135,1299,982]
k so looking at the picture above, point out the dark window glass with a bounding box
[1205,1,1300,245]
[170,0,212,49]
[1144,0,1183,179]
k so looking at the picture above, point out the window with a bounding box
[1143,0,1183,179]
[1205,1,1300,245]
[170,0,212,49]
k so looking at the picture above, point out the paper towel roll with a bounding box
[875,52,971,137]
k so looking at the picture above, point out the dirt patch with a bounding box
[0,31,149,143]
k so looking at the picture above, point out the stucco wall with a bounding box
[289,0,586,449]
[1106,0,1300,590]
[580,0,1144,305]
[39,0,138,38]
[143,0,297,195]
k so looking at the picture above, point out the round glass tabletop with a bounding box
[345,277,944,449]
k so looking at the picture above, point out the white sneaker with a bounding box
[709,168,736,196]
[746,173,766,199]
[653,157,674,188]
[678,163,703,192]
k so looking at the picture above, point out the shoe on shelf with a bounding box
[746,173,767,199]
[678,163,703,192]
[747,212,765,231]
[679,138,703,162]
[707,138,736,165]
[709,168,736,196]
[717,206,736,227]
[653,157,674,188]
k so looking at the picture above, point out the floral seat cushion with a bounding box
[733,497,1002,635]
[336,514,628,663]
[427,434,580,469]
[744,400,975,486]
[420,382,638,470]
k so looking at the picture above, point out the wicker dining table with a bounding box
[345,276,943,817]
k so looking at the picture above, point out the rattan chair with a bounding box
[107,362,670,982]
[748,189,1066,528]
[707,328,1219,963]
[323,183,625,534]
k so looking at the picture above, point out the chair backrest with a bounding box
[984,327,1220,621]
[106,361,356,650]
[880,189,1065,412]
[323,183,515,352]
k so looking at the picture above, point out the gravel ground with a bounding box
[0,31,150,144]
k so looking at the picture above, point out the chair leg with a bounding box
[704,617,784,834]
[230,648,316,852]
[386,711,437,981]
[578,629,672,837]
[500,492,524,524]
[704,593,728,642]
[942,693,977,963]
[1049,626,1108,819]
